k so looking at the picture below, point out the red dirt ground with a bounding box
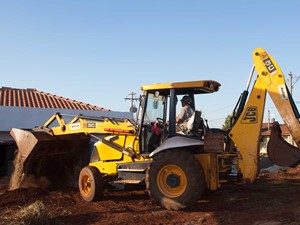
[1,167,300,225]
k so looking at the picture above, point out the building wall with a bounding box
[0,106,132,133]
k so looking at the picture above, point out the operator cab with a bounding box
[137,80,221,155]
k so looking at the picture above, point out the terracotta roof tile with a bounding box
[261,122,291,136]
[0,87,110,111]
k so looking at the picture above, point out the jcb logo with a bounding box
[87,123,96,128]
[241,106,257,124]
[260,51,277,75]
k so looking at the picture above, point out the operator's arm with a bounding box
[176,107,186,124]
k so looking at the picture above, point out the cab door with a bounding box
[139,91,168,154]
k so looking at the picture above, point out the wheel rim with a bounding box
[157,164,187,198]
[82,174,91,195]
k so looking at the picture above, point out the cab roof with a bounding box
[141,80,221,94]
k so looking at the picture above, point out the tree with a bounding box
[222,113,234,131]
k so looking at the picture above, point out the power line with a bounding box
[204,104,235,115]
[208,117,227,122]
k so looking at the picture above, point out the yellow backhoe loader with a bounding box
[10,48,300,210]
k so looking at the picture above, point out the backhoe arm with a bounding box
[253,48,300,146]
[253,48,300,167]
[229,48,300,183]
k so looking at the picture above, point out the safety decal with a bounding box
[241,106,257,124]
[278,84,288,100]
[87,123,96,128]
[70,123,80,130]
[260,51,277,75]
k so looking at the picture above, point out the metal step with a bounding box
[117,168,146,172]
[116,161,150,183]
[114,179,144,184]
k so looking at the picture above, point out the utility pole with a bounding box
[125,92,139,113]
[287,72,300,146]
[288,72,300,95]
[268,110,270,130]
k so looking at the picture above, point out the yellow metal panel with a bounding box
[94,140,123,161]
[195,153,219,190]
[94,135,137,161]
[229,78,266,183]
[89,155,151,175]
[141,80,221,92]
[89,161,118,175]
[50,117,136,136]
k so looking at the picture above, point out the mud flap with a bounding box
[267,122,300,167]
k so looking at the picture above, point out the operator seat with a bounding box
[186,111,206,138]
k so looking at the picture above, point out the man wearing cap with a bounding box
[176,95,195,132]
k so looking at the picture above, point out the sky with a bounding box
[1,1,300,128]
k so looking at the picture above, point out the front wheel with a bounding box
[79,166,105,202]
[146,150,205,210]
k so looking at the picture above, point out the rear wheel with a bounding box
[79,166,105,202]
[146,150,205,210]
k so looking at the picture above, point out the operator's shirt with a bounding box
[177,105,194,132]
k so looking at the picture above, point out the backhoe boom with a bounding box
[229,48,300,183]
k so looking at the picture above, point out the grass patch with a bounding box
[0,200,64,225]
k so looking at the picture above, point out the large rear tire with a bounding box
[146,150,205,210]
[79,166,105,202]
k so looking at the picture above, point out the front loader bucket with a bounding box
[10,128,91,188]
[267,122,300,167]
[10,128,39,163]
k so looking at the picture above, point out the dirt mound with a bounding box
[260,165,300,179]
[1,170,300,225]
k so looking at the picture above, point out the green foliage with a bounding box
[222,113,234,131]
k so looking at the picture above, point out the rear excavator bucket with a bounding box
[267,122,300,167]
[10,128,91,187]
